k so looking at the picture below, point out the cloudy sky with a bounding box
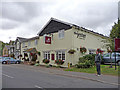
[0,0,119,43]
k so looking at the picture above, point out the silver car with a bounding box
[103,52,120,65]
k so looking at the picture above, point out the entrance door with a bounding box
[51,54,54,60]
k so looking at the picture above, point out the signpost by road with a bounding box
[114,38,120,70]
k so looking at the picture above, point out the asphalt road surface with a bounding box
[2,64,118,89]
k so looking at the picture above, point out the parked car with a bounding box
[1,57,21,64]
[0,57,5,63]
[102,52,120,65]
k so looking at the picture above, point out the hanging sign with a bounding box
[115,38,120,51]
[45,36,51,44]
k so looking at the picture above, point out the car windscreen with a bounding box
[104,53,110,57]
[4,57,11,60]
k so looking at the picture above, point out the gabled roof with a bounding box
[14,37,27,44]
[26,36,39,41]
[37,17,108,38]
[37,17,72,36]
[14,36,39,44]
[22,36,39,42]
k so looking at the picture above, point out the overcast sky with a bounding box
[0,0,119,43]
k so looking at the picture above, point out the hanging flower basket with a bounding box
[97,48,104,54]
[68,49,76,54]
[80,47,87,54]
[43,59,50,64]
[55,59,64,65]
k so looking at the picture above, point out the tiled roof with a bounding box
[38,17,108,38]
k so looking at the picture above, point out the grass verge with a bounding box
[64,65,119,76]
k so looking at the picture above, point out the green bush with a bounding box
[76,54,95,68]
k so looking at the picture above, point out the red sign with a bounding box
[115,38,120,51]
[45,36,51,44]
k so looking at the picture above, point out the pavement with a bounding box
[2,64,120,89]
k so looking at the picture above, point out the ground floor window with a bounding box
[56,51,65,61]
[43,52,50,60]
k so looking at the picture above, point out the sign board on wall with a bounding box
[45,36,51,44]
[115,38,120,51]
[74,32,86,39]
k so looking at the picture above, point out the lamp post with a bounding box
[109,52,112,68]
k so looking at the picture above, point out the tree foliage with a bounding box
[109,19,120,51]
[110,19,120,39]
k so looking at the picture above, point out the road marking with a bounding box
[34,85,43,88]
[2,74,14,79]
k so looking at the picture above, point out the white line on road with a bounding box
[34,85,43,88]
[2,74,14,79]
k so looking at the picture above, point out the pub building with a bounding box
[21,18,109,67]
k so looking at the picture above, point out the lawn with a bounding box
[64,65,120,76]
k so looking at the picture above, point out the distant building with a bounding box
[14,37,27,59]
[9,40,15,58]
[3,45,10,57]
[21,36,39,61]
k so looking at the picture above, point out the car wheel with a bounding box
[117,61,120,66]
[2,61,7,64]
[16,61,20,64]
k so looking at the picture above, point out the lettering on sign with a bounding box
[74,32,86,39]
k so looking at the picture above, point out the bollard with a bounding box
[68,62,70,68]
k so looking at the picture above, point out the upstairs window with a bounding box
[28,42,31,46]
[17,42,19,49]
[35,40,38,45]
[22,42,25,48]
[58,30,64,39]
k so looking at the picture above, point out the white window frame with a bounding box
[17,42,19,49]
[43,51,50,60]
[34,39,38,45]
[22,42,25,48]
[28,42,31,47]
[58,30,64,39]
[56,51,65,61]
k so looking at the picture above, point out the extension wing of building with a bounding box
[20,18,109,67]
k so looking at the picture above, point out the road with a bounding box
[2,64,118,89]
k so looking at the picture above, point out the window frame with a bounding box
[28,41,31,47]
[56,51,65,61]
[35,39,38,45]
[58,30,64,39]
[43,51,50,60]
